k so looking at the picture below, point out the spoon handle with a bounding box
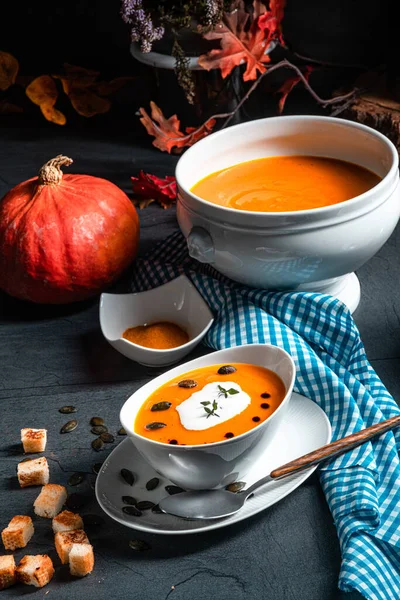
[270,414,400,480]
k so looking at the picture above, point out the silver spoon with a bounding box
[159,413,400,520]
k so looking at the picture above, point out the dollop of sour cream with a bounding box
[176,381,250,431]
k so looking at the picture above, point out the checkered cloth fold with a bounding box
[131,231,400,600]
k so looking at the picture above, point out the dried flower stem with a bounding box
[142,59,358,145]
[221,59,357,129]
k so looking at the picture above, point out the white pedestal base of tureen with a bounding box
[302,273,361,314]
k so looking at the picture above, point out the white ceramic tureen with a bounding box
[175,115,400,312]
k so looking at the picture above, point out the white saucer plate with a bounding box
[95,392,331,535]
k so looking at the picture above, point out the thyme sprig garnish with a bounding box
[201,400,220,419]
[217,385,239,399]
[200,385,239,418]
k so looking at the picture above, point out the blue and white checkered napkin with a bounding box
[131,231,400,600]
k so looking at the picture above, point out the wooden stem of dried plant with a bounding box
[145,59,358,145]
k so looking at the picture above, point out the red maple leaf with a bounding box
[139,101,216,154]
[198,10,272,81]
[131,171,177,209]
[258,0,286,46]
[276,66,313,113]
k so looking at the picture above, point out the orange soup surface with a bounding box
[134,363,286,445]
[123,322,189,349]
[191,156,381,212]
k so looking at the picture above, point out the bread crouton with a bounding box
[54,530,89,564]
[34,484,67,519]
[52,510,83,533]
[17,457,49,488]
[0,555,16,590]
[69,543,94,577]
[21,428,47,453]
[16,555,54,588]
[1,516,34,551]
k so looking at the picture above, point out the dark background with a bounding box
[0,0,389,72]
[0,0,392,131]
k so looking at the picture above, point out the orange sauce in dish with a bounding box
[134,363,286,445]
[191,155,381,212]
[123,322,189,349]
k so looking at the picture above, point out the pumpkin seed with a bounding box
[59,405,77,414]
[66,493,85,510]
[122,495,137,506]
[83,514,105,526]
[91,438,104,452]
[92,462,103,475]
[225,481,246,493]
[165,485,185,495]
[68,472,84,487]
[118,427,127,436]
[100,432,115,444]
[60,420,78,434]
[217,365,237,375]
[90,417,104,426]
[121,468,135,486]
[91,425,108,435]
[151,401,172,412]
[146,477,159,491]
[136,500,155,510]
[178,379,197,389]
[122,505,142,517]
[151,504,163,514]
[145,422,166,431]
[129,539,151,552]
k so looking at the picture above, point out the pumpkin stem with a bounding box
[38,155,73,186]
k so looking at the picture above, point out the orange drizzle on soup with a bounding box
[134,363,286,445]
[191,155,381,212]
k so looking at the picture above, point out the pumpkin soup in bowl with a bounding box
[120,344,295,490]
[134,363,286,446]
[191,156,381,212]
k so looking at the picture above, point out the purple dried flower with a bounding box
[121,0,164,53]
[203,0,223,26]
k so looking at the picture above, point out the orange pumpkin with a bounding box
[0,155,140,303]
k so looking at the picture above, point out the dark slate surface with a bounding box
[2,120,396,599]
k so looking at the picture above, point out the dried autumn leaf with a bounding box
[0,51,19,91]
[198,11,272,81]
[40,104,66,125]
[277,66,313,113]
[258,0,286,46]
[63,63,100,86]
[25,75,66,125]
[53,63,114,117]
[253,1,267,18]
[131,171,177,209]
[26,75,58,107]
[94,77,135,96]
[0,100,23,114]
[139,101,216,153]
[68,87,111,117]
[184,124,216,145]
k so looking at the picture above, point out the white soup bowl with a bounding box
[120,344,296,490]
[99,275,214,367]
